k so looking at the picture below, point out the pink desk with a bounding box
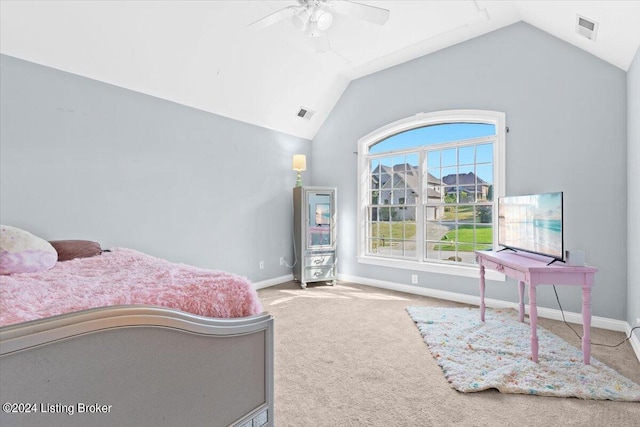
[475,251,598,365]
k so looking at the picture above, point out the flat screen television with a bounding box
[498,192,564,262]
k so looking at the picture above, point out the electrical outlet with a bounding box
[411,274,418,284]
[636,317,640,326]
[259,261,264,269]
[280,257,285,266]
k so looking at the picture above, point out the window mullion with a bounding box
[416,149,425,261]
[359,110,505,272]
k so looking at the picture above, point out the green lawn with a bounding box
[370,219,492,252]
[370,222,416,248]
[442,205,476,221]
[434,224,492,251]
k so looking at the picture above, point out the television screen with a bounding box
[498,192,563,261]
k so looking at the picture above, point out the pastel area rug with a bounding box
[406,306,640,401]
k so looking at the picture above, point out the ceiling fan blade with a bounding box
[248,5,299,31]
[327,0,390,25]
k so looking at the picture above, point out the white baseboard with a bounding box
[253,272,640,362]
[338,273,640,362]
[254,274,293,290]
[629,325,640,361]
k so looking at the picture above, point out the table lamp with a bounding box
[292,154,306,187]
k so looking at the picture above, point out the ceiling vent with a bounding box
[576,14,598,41]
[296,107,315,120]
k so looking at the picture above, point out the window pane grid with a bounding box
[367,206,417,259]
[365,123,496,265]
[365,151,419,260]
[424,201,493,264]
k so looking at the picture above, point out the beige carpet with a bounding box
[258,281,640,427]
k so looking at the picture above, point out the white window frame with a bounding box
[357,110,506,280]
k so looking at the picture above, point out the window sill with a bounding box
[357,255,506,281]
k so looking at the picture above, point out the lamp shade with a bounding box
[292,154,307,171]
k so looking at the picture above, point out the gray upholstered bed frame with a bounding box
[0,306,274,427]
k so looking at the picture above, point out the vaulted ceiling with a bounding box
[1,1,639,140]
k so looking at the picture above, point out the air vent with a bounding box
[296,107,315,120]
[576,14,598,41]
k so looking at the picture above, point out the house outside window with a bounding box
[357,110,506,278]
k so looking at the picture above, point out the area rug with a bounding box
[406,306,640,401]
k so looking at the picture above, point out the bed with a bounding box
[0,231,274,427]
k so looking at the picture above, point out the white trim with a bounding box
[356,109,506,279]
[253,274,293,290]
[628,324,640,362]
[357,255,506,281]
[338,272,629,332]
[255,273,640,362]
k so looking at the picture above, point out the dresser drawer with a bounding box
[305,253,335,267]
[304,267,335,281]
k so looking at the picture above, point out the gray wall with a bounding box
[312,22,628,320]
[0,54,310,282]
[628,47,640,337]
[0,23,634,324]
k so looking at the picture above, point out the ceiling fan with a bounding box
[248,0,390,52]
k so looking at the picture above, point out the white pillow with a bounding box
[0,225,58,275]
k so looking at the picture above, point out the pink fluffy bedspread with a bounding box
[0,248,264,327]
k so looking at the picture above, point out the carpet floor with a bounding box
[257,281,640,427]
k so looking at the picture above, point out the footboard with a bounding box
[0,306,274,427]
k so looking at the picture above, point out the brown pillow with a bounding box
[49,240,103,262]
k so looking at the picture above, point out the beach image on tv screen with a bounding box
[498,192,562,259]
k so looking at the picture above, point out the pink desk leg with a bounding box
[528,284,539,363]
[518,281,525,322]
[479,264,486,322]
[582,285,592,365]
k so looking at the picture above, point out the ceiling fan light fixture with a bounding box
[314,10,333,31]
[307,21,324,37]
[291,8,311,30]
[307,21,322,37]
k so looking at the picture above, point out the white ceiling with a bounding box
[1,1,639,140]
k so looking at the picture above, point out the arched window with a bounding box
[357,110,506,277]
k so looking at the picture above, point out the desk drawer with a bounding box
[483,260,527,282]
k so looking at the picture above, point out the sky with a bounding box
[370,123,495,154]
[369,123,496,183]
